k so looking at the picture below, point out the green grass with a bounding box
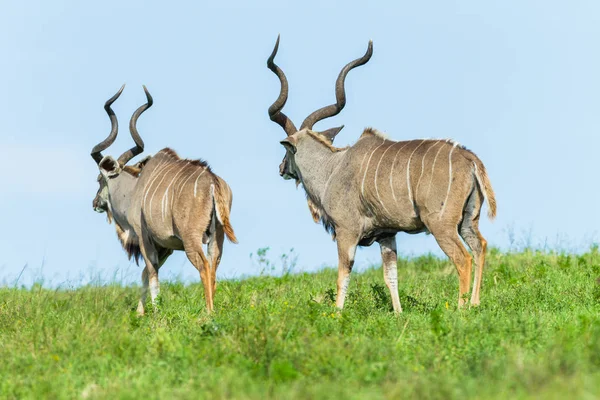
[1,248,600,399]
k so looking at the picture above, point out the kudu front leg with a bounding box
[137,267,150,316]
[335,234,358,309]
[147,265,160,305]
[139,240,161,309]
[378,236,402,313]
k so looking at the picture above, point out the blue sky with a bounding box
[1,1,599,286]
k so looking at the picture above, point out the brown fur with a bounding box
[103,202,142,263]
[123,165,143,177]
[96,146,237,315]
[212,176,238,243]
[479,165,496,219]
[115,222,142,264]
[267,40,495,313]
[473,159,497,220]
[123,155,153,177]
[92,86,238,315]
[455,146,497,220]
[282,132,496,313]
[306,131,349,152]
[360,127,388,140]
[133,148,235,314]
[160,147,211,170]
[306,197,321,223]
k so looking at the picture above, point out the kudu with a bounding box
[91,85,237,314]
[267,37,496,312]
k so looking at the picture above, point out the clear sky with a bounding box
[1,1,599,286]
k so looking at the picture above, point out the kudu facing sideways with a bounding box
[91,85,237,314]
[267,37,496,312]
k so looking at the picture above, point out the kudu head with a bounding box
[267,35,373,182]
[91,85,153,216]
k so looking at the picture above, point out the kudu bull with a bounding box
[91,85,237,314]
[267,37,496,312]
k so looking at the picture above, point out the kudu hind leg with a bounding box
[378,236,402,313]
[207,224,225,301]
[335,234,358,309]
[184,237,214,313]
[459,187,487,305]
[431,228,473,307]
[460,220,487,306]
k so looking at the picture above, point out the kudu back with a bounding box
[267,36,496,312]
[91,85,237,314]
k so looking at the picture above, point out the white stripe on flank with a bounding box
[148,161,179,218]
[161,190,167,221]
[389,141,412,203]
[193,167,208,197]
[171,163,191,208]
[177,166,201,197]
[361,138,387,197]
[415,141,441,195]
[374,142,396,215]
[358,151,370,174]
[406,140,427,207]
[439,142,459,218]
[143,159,171,209]
[148,163,180,223]
[142,160,165,206]
[425,142,448,203]
[161,162,189,221]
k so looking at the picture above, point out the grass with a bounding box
[1,247,600,399]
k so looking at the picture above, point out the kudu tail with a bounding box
[473,160,497,221]
[211,178,238,243]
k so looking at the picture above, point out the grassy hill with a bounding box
[1,248,600,399]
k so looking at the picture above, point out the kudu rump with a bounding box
[267,36,496,312]
[91,85,237,314]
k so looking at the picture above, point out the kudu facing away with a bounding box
[91,85,237,314]
[267,37,496,312]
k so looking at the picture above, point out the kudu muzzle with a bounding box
[279,156,296,180]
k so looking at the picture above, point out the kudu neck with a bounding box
[106,172,138,229]
[295,139,346,206]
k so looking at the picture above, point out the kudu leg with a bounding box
[335,234,358,309]
[139,240,161,307]
[184,237,214,313]
[378,236,402,313]
[139,249,172,314]
[460,221,487,306]
[137,267,150,316]
[148,268,160,304]
[207,224,225,299]
[432,231,473,308]
[459,187,487,306]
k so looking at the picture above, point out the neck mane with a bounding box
[295,135,348,239]
[114,220,141,264]
[104,167,142,264]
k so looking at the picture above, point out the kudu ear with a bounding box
[317,125,344,143]
[98,156,122,178]
[134,155,152,169]
[280,137,297,154]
